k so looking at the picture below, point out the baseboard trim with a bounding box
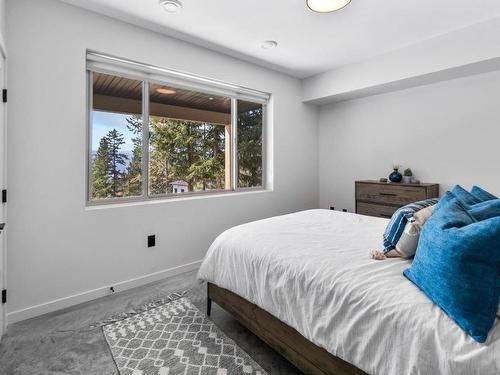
[7,260,203,324]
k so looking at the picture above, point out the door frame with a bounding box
[0,29,7,337]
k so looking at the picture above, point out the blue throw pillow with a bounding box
[451,185,481,205]
[468,199,500,221]
[471,185,497,202]
[382,198,439,253]
[404,196,500,343]
[437,191,500,221]
[432,191,453,213]
[436,192,500,298]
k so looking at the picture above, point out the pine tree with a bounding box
[149,117,177,194]
[237,107,263,188]
[92,136,112,199]
[92,129,129,198]
[188,123,225,190]
[106,129,128,197]
[148,118,227,194]
[125,116,143,196]
[208,124,225,189]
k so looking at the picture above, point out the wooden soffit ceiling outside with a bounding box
[92,72,259,120]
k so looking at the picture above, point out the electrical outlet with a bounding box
[148,235,156,247]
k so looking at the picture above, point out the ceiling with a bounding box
[61,0,500,78]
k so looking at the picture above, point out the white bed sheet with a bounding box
[197,209,500,375]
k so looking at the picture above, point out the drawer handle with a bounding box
[379,214,392,218]
[379,192,397,196]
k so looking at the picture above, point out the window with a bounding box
[87,52,269,204]
[148,84,231,196]
[237,100,263,188]
[90,73,143,200]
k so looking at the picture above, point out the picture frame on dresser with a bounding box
[355,180,439,218]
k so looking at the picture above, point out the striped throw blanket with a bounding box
[383,198,439,254]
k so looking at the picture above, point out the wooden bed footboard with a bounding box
[207,282,367,375]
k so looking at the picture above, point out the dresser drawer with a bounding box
[356,202,397,219]
[356,182,427,206]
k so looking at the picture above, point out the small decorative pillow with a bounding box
[471,185,497,201]
[382,198,439,255]
[403,196,500,343]
[387,205,435,258]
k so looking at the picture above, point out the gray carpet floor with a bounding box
[0,270,302,375]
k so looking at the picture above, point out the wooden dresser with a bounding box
[355,180,439,218]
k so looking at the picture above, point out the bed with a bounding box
[197,209,500,375]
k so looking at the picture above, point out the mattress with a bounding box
[197,209,500,375]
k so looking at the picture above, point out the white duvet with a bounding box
[197,209,500,375]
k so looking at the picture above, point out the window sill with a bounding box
[85,188,273,211]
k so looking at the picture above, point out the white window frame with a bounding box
[86,51,270,205]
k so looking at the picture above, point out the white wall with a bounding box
[0,0,5,39]
[6,0,318,321]
[319,70,500,212]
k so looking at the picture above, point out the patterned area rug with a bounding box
[103,297,268,375]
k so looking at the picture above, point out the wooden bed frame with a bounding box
[207,282,366,375]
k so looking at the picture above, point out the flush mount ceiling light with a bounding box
[260,40,278,50]
[159,0,183,13]
[306,0,351,13]
[156,88,177,95]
